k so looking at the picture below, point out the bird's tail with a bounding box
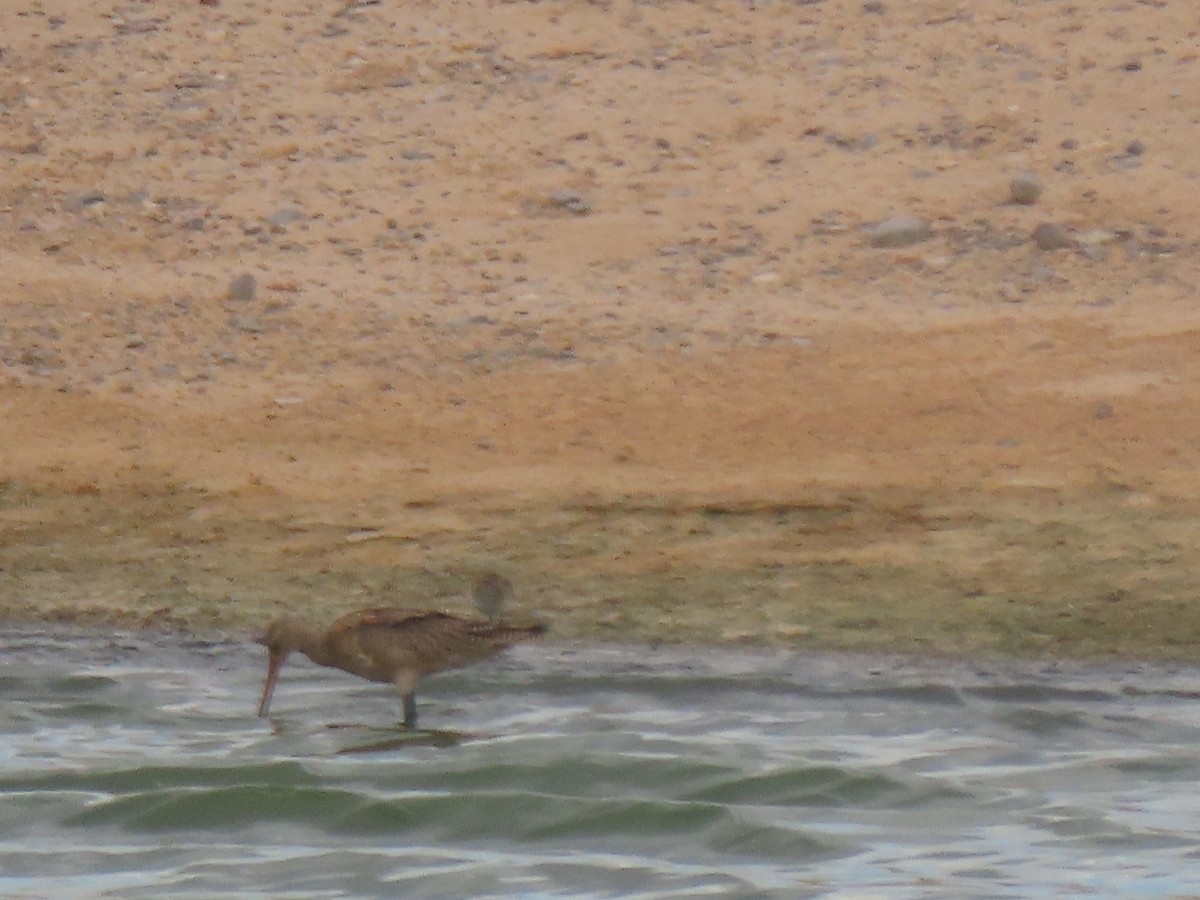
[481,618,547,645]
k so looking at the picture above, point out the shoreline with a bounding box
[3,1,1199,660]
[4,384,1199,662]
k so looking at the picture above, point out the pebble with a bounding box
[547,190,592,216]
[1076,228,1118,246]
[869,216,931,248]
[230,316,263,334]
[32,215,64,233]
[63,192,106,212]
[997,282,1023,303]
[827,133,878,152]
[1009,171,1042,205]
[1031,222,1073,250]
[115,17,160,35]
[266,207,305,231]
[774,623,812,639]
[227,272,257,302]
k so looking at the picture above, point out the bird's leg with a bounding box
[402,692,418,730]
[395,669,420,730]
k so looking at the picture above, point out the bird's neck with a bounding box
[284,620,338,669]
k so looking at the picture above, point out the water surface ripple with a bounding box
[2,631,1200,897]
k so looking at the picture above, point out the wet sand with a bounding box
[2,0,1199,656]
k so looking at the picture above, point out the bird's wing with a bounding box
[321,608,443,680]
[328,607,449,635]
[329,607,541,676]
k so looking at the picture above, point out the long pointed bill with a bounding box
[258,651,284,717]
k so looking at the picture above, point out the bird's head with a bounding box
[255,616,298,718]
[255,616,299,652]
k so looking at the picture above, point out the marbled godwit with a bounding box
[256,575,544,728]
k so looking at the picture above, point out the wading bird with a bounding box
[256,574,545,728]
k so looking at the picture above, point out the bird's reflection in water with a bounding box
[335,728,470,753]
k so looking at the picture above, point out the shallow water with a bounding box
[3,631,1200,898]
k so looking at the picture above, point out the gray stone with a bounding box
[1077,228,1118,246]
[997,282,1023,303]
[548,190,591,216]
[230,316,263,334]
[227,272,257,303]
[869,216,931,248]
[1009,171,1042,205]
[63,192,106,212]
[1031,222,1073,250]
[266,207,305,230]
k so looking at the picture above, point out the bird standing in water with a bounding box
[256,574,544,729]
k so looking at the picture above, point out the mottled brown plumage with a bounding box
[256,581,545,728]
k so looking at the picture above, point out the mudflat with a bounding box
[3,0,1199,657]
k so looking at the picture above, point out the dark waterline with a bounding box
[3,630,1200,898]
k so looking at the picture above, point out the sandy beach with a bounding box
[2,0,1199,657]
